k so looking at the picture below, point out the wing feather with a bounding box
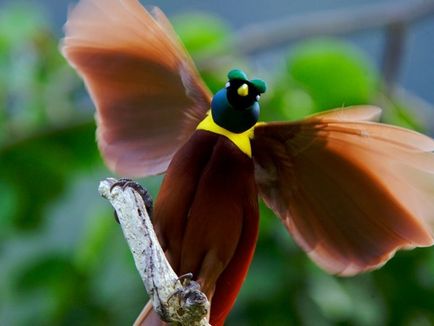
[252,106,434,275]
[62,0,211,177]
[310,105,382,122]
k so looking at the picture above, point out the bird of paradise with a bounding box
[62,0,434,325]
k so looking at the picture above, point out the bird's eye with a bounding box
[225,82,230,88]
[256,95,260,101]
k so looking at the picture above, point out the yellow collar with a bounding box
[196,113,256,157]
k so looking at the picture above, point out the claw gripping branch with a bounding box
[98,178,210,326]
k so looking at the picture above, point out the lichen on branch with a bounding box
[98,178,210,326]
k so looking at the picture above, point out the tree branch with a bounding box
[382,22,407,94]
[197,0,434,67]
[98,178,210,326]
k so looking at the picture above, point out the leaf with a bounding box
[0,121,102,230]
[172,12,229,55]
[288,39,378,110]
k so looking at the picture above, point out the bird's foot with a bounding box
[178,273,194,286]
[169,273,205,308]
[110,178,153,223]
[172,277,208,320]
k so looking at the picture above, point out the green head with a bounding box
[210,69,267,133]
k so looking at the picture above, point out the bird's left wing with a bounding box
[62,0,211,177]
[252,106,434,275]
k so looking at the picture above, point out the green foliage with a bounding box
[0,122,100,230]
[172,12,233,94]
[288,39,378,111]
[0,4,433,326]
[172,12,230,55]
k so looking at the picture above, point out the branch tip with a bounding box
[98,178,210,326]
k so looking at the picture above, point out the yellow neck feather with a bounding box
[196,113,256,157]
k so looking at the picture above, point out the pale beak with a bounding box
[237,83,249,96]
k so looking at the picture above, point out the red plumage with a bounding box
[62,0,434,325]
[151,130,259,325]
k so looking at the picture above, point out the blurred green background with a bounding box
[1,1,434,325]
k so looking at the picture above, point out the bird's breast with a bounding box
[196,113,258,157]
[153,129,260,325]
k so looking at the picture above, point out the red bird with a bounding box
[62,0,434,325]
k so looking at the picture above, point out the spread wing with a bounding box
[252,106,434,276]
[62,0,211,177]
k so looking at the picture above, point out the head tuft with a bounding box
[210,69,267,133]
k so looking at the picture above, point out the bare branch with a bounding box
[382,22,407,93]
[197,0,434,67]
[98,178,210,326]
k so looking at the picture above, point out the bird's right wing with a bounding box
[62,0,211,177]
[252,106,434,276]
